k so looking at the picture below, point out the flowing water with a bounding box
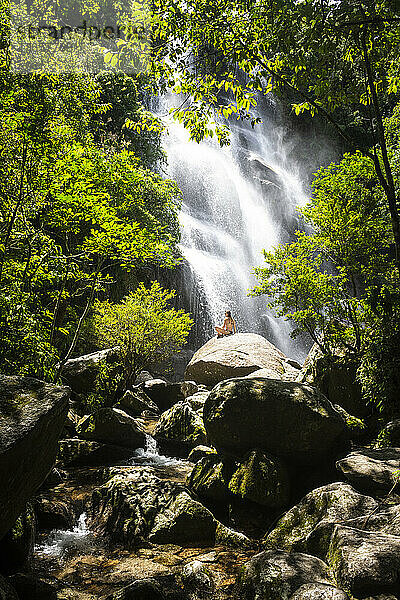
[35,512,95,558]
[160,96,310,361]
[130,433,184,468]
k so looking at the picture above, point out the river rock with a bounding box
[327,525,400,596]
[61,347,119,396]
[290,584,350,600]
[228,449,290,508]
[76,408,145,449]
[58,439,133,467]
[116,389,159,416]
[153,401,207,449]
[188,445,217,463]
[0,503,35,574]
[185,333,298,386]
[203,378,346,464]
[188,456,232,504]
[0,375,69,539]
[234,549,333,600]
[297,345,367,417]
[8,574,57,600]
[143,379,184,411]
[336,448,400,495]
[91,467,217,546]
[179,560,216,599]
[149,491,216,545]
[265,482,377,557]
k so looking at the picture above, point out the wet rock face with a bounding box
[154,401,207,450]
[264,482,377,558]
[91,466,217,547]
[336,448,400,495]
[203,377,346,464]
[235,550,333,600]
[185,333,299,387]
[76,407,146,449]
[188,456,232,505]
[327,525,400,596]
[0,375,69,539]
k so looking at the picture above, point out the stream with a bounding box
[31,431,253,600]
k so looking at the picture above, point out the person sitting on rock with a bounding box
[215,311,237,338]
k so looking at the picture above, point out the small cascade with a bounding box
[35,512,95,558]
[130,434,183,467]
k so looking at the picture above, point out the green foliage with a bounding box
[93,282,193,388]
[0,72,182,378]
[252,149,395,355]
[85,361,124,413]
[358,309,400,414]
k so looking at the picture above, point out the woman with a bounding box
[215,310,237,338]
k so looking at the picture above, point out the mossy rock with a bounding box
[187,456,232,504]
[76,407,145,449]
[203,377,345,464]
[264,482,377,558]
[149,491,217,545]
[154,401,207,449]
[228,449,290,509]
[234,549,333,600]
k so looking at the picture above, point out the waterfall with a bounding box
[160,96,310,362]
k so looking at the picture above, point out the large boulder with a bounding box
[297,345,367,417]
[91,466,217,546]
[336,448,400,495]
[185,333,299,386]
[234,550,333,600]
[203,378,346,464]
[0,375,69,539]
[327,525,400,596]
[76,408,145,449]
[153,401,207,450]
[228,449,290,509]
[61,347,119,396]
[265,482,377,557]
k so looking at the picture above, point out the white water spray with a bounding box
[161,96,309,360]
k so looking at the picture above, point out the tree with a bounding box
[0,72,182,378]
[251,149,394,356]
[92,282,193,388]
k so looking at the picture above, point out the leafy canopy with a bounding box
[93,282,193,387]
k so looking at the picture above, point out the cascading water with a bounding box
[131,434,183,467]
[160,96,310,362]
